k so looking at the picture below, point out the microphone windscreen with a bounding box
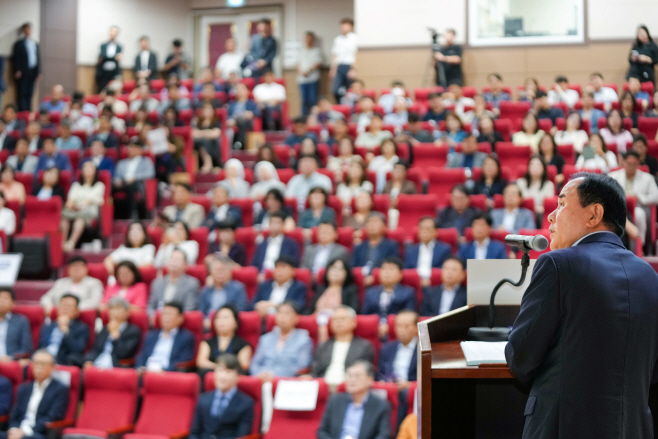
[532,235,549,251]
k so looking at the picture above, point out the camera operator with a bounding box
[433,29,463,88]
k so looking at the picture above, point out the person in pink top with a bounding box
[101,260,148,311]
[0,165,26,205]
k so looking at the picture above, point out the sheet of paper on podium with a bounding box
[460,341,508,366]
[466,259,537,305]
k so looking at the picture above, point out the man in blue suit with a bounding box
[404,216,452,285]
[0,375,10,416]
[506,174,658,439]
[136,302,195,372]
[79,140,115,177]
[33,137,72,176]
[38,294,89,366]
[203,186,243,230]
[362,257,415,338]
[491,183,536,234]
[190,354,254,439]
[251,212,300,272]
[199,256,248,328]
[251,256,307,317]
[351,212,400,286]
[1,350,68,439]
[457,212,507,266]
[0,287,33,360]
[420,257,466,316]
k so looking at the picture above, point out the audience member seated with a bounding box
[0,166,26,205]
[40,256,103,314]
[192,102,222,172]
[628,76,651,108]
[644,91,658,117]
[24,121,43,153]
[302,221,349,275]
[97,89,128,116]
[254,189,296,231]
[286,155,332,210]
[383,97,409,128]
[610,150,658,245]
[2,350,69,439]
[482,73,511,113]
[203,186,243,231]
[590,72,619,108]
[284,116,318,147]
[199,256,248,323]
[326,138,360,182]
[149,249,200,315]
[190,354,255,439]
[475,114,504,150]
[251,255,306,316]
[461,93,494,127]
[250,301,312,379]
[55,120,82,151]
[576,132,618,173]
[0,193,15,239]
[86,114,120,149]
[377,309,418,385]
[317,361,391,439]
[136,301,195,372]
[309,96,345,126]
[208,220,247,266]
[104,221,156,277]
[113,139,155,219]
[217,159,251,199]
[363,257,415,337]
[600,109,634,155]
[351,212,400,281]
[158,84,191,114]
[341,80,365,109]
[446,134,486,169]
[34,137,72,175]
[253,69,286,131]
[250,161,286,200]
[60,162,105,251]
[2,104,25,133]
[458,213,507,265]
[162,183,205,229]
[436,184,481,236]
[193,67,221,94]
[540,134,565,186]
[632,134,658,177]
[547,75,579,109]
[226,83,259,150]
[472,156,507,202]
[32,167,65,201]
[439,112,466,150]
[38,294,90,366]
[37,109,57,132]
[80,140,115,176]
[491,183,537,233]
[153,219,199,267]
[368,138,399,193]
[194,83,223,110]
[578,90,607,134]
[443,84,475,122]
[343,191,375,230]
[397,112,433,144]
[423,93,447,123]
[309,257,359,316]
[129,83,159,113]
[378,81,412,114]
[5,138,37,174]
[351,95,375,133]
[0,286,32,361]
[101,261,148,312]
[196,305,252,374]
[383,161,416,208]
[325,118,352,148]
[336,160,373,208]
[404,217,452,286]
[290,138,321,170]
[620,91,639,129]
[534,90,564,127]
[83,297,141,368]
[421,257,466,316]
[512,112,545,152]
[299,187,336,232]
[310,305,374,386]
[355,114,392,149]
[517,155,556,218]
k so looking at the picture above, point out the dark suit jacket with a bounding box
[317,392,391,439]
[403,241,452,270]
[436,206,481,235]
[86,132,120,150]
[79,156,115,176]
[189,389,254,439]
[351,238,400,269]
[420,284,466,316]
[301,243,350,273]
[96,42,122,77]
[136,327,195,371]
[11,38,41,75]
[506,232,658,439]
[362,284,416,316]
[457,239,507,267]
[198,280,248,315]
[251,280,307,312]
[38,319,90,365]
[0,375,11,416]
[311,337,375,378]
[307,284,359,314]
[9,379,69,437]
[83,323,141,367]
[250,235,300,271]
[134,51,158,81]
[202,205,243,230]
[32,184,67,201]
[4,312,33,358]
[377,340,417,382]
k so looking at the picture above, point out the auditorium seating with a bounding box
[264,379,329,439]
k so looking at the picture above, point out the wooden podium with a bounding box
[417,304,527,439]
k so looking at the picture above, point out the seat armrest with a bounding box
[107,424,135,435]
[170,430,189,439]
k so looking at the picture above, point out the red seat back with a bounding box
[235,227,258,265]
[27,365,80,422]
[0,361,23,403]
[231,266,259,301]
[496,143,532,170]
[203,375,263,434]
[542,196,559,228]
[154,310,204,357]
[229,198,254,227]
[265,379,329,439]
[518,228,551,258]
[236,311,262,350]
[498,101,531,121]
[21,196,62,234]
[427,167,467,196]
[12,305,44,350]
[413,145,448,169]
[265,314,319,346]
[395,195,439,230]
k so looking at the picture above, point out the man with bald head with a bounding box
[506,174,658,439]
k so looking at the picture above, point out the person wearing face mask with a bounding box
[378,81,412,115]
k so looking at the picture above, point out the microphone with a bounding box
[504,234,549,252]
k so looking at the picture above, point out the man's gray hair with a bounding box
[335,305,357,318]
[108,296,130,310]
[349,360,375,378]
[32,349,56,364]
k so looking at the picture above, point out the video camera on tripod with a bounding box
[427,27,442,52]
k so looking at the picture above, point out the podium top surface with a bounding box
[431,341,515,379]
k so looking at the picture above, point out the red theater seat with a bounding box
[265,379,329,439]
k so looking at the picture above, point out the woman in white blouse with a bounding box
[575,133,618,173]
[61,161,105,252]
[516,155,555,217]
[512,113,545,152]
[600,109,634,155]
[104,221,156,276]
[153,220,199,268]
[368,138,399,193]
[554,112,589,154]
[217,159,250,198]
[336,160,374,207]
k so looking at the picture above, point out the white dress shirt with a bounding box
[269,279,293,306]
[263,234,284,271]
[215,52,244,80]
[0,312,10,357]
[502,208,519,233]
[331,32,358,65]
[312,244,332,274]
[324,340,351,385]
[25,38,38,68]
[125,156,142,181]
[474,238,490,260]
[548,88,579,108]
[146,328,178,371]
[392,337,417,381]
[20,378,53,436]
[253,83,287,103]
[593,87,619,104]
[438,286,457,315]
[417,240,435,279]
[109,244,156,266]
[139,51,150,71]
[0,207,17,236]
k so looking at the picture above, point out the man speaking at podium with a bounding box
[506,173,658,438]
